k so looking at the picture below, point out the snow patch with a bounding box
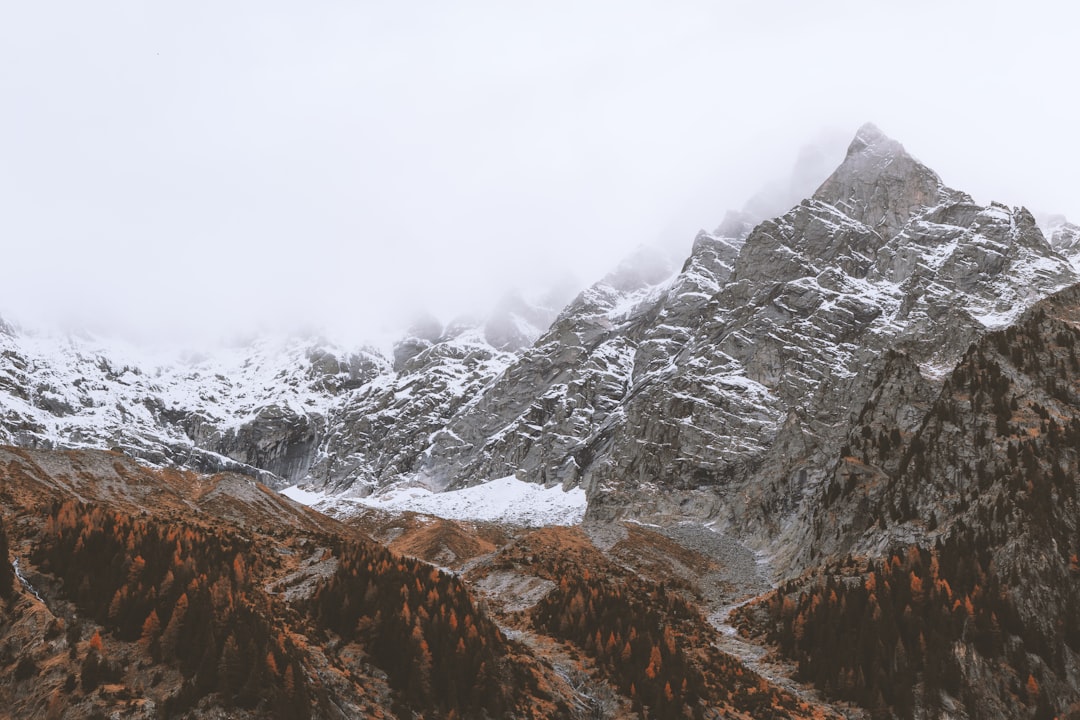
[281,485,327,506]
[285,476,587,526]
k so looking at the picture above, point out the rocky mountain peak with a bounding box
[813,122,964,240]
[844,121,892,154]
[1041,214,1080,269]
[484,284,577,352]
[710,209,758,243]
[392,313,445,371]
[598,244,673,294]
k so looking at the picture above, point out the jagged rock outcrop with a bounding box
[813,122,957,240]
[307,324,519,493]
[605,130,1074,531]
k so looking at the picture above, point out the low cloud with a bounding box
[2,1,1076,347]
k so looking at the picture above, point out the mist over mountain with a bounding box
[3,121,1080,719]
[5,2,1079,351]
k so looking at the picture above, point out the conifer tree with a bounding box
[0,519,13,599]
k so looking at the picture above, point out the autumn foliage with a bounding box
[310,538,567,718]
[501,530,835,720]
[33,500,310,718]
[534,569,707,718]
[747,533,1069,719]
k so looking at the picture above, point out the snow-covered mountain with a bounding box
[0,289,571,492]
[1041,213,1080,271]
[2,124,1079,543]
[413,123,1080,542]
[0,328,380,482]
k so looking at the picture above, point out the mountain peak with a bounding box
[813,123,962,239]
[846,121,893,155]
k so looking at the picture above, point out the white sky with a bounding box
[1,1,1077,347]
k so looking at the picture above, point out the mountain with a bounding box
[410,123,1080,551]
[0,329,382,483]
[1042,213,1080,270]
[4,125,1079,526]
[4,124,1080,538]
[4,123,1080,718]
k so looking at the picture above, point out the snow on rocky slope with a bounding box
[0,327,384,483]
[0,289,570,496]
[1041,213,1080,271]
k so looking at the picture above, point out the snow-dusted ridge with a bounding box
[0,300,562,496]
[0,326,381,480]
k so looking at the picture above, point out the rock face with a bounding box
[813,123,953,240]
[307,324,520,493]
[415,243,702,491]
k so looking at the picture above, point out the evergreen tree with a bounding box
[0,519,13,599]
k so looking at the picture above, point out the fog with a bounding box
[2,1,1077,348]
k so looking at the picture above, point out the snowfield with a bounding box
[282,475,587,526]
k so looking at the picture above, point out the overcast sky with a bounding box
[1,1,1077,347]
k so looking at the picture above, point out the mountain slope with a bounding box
[738,282,1080,719]
[4,123,1080,718]
[0,447,580,719]
[587,125,1075,531]
[0,446,850,719]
